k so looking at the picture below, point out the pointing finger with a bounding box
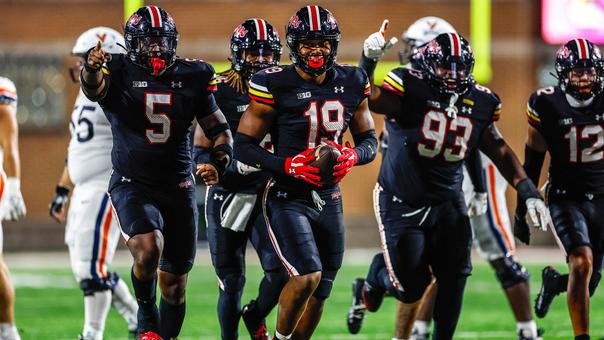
[379,19,389,36]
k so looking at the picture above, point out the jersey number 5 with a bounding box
[304,100,345,148]
[145,93,172,144]
[565,125,604,163]
[418,110,474,161]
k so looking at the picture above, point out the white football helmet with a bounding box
[71,26,125,55]
[399,16,456,65]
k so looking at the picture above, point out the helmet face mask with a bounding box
[555,39,604,101]
[230,19,282,79]
[418,33,475,95]
[286,5,340,77]
[124,6,179,76]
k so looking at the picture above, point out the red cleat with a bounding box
[139,331,163,340]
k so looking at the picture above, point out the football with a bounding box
[310,143,341,185]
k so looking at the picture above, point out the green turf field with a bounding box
[10,263,604,339]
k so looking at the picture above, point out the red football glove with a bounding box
[329,141,358,183]
[284,148,322,186]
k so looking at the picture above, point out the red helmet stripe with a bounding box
[576,38,589,60]
[254,19,267,40]
[307,5,321,31]
[450,33,460,56]
[147,6,162,28]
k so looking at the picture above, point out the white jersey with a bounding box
[67,90,112,187]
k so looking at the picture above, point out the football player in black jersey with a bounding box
[522,39,604,340]
[193,18,288,340]
[234,5,377,339]
[348,19,542,340]
[354,31,552,340]
[80,6,233,340]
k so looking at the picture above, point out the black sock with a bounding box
[131,268,159,333]
[366,253,387,293]
[254,270,288,318]
[432,275,468,340]
[159,298,186,339]
[218,288,243,340]
[557,274,569,294]
[575,335,590,340]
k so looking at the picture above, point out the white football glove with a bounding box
[467,192,488,217]
[235,160,261,175]
[2,177,26,221]
[525,198,552,231]
[363,19,399,60]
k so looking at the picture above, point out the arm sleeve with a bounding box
[465,148,486,193]
[352,129,378,165]
[234,132,285,174]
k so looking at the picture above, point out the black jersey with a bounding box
[378,67,501,205]
[214,76,270,193]
[527,86,604,194]
[95,54,219,186]
[248,64,370,191]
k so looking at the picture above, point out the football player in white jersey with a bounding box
[347,16,541,340]
[0,76,26,340]
[49,27,138,340]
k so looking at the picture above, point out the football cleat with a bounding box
[139,331,162,340]
[242,300,269,340]
[535,266,562,318]
[346,278,367,334]
[517,327,544,340]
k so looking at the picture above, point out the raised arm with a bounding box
[80,41,109,101]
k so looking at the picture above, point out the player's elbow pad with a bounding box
[523,145,546,185]
[352,129,378,165]
[234,132,285,174]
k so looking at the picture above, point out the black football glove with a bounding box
[49,185,70,217]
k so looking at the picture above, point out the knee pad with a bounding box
[219,274,245,295]
[589,271,601,297]
[80,277,114,296]
[313,278,333,300]
[491,256,530,289]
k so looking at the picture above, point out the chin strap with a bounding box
[445,93,459,119]
[150,57,166,76]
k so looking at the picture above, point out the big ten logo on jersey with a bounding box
[71,105,96,143]
[237,104,248,113]
[418,109,473,162]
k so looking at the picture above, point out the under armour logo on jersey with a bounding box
[132,81,148,88]
[596,114,604,121]
[213,193,224,201]
[276,191,288,198]
[171,81,182,88]
[334,86,345,93]
[461,106,472,114]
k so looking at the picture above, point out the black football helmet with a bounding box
[124,5,178,76]
[555,39,604,101]
[230,18,282,79]
[417,33,475,95]
[286,5,341,76]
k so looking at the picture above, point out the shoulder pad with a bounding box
[0,76,17,105]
